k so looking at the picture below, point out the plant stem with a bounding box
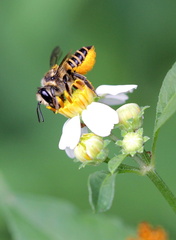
[133,152,176,213]
[151,129,159,166]
[117,164,142,175]
[109,133,119,142]
[147,169,176,213]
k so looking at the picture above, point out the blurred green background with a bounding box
[1,0,176,239]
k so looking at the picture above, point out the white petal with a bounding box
[65,147,75,158]
[98,93,129,105]
[96,84,138,96]
[82,102,119,137]
[58,116,81,150]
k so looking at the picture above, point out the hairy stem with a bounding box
[147,169,176,213]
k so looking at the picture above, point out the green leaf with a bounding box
[88,171,116,212]
[1,194,134,240]
[152,62,176,157]
[108,154,127,174]
[0,172,133,240]
[154,62,176,134]
[0,173,134,240]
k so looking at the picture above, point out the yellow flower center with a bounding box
[46,79,96,118]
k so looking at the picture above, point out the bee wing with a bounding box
[59,50,72,67]
[50,46,62,67]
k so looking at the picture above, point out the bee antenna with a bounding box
[37,102,44,122]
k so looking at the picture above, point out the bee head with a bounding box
[36,87,54,122]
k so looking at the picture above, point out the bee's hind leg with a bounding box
[72,72,95,92]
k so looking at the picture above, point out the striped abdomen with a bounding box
[67,46,96,75]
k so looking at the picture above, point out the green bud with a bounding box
[116,103,143,131]
[117,128,149,157]
[74,133,108,165]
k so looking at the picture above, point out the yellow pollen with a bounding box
[47,80,96,118]
[72,81,84,90]
[64,90,73,103]
[56,96,64,108]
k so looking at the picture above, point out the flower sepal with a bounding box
[79,139,110,169]
[96,139,111,160]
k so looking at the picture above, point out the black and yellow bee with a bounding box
[36,46,96,122]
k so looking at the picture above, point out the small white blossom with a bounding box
[59,102,118,150]
[59,84,138,152]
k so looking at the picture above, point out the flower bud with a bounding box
[117,129,149,157]
[116,103,142,131]
[74,133,108,165]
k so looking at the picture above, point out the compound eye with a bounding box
[38,88,53,104]
[50,76,55,80]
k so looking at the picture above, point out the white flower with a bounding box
[59,84,137,152]
[59,102,118,151]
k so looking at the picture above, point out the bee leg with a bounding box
[50,86,59,110]
[54,96,60,110]
[63,74,72,95]
[83,79,95,91]
[48,86,60,110]
[72,72,86,81]
[50,86,56,97]
[72,72,95,92]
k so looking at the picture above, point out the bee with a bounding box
[36,46,96,122]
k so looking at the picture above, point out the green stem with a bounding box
[134,151,151,166]
[109,133,119,142]
[147,169,176,213]
[151,129,159,167]
[141,150,151,164]
[133,152,176,213]
[117,164,142,175]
